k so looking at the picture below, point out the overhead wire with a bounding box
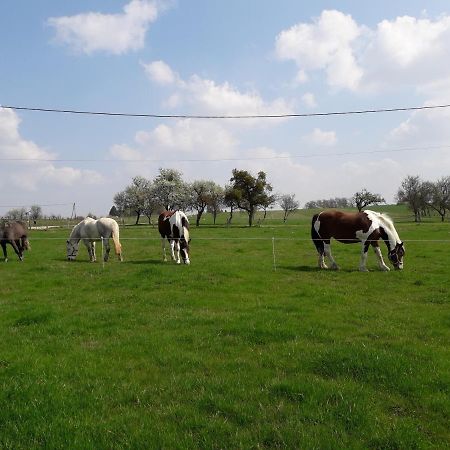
[1,103,450,119]
[0,143,448,163]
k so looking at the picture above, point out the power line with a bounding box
[0,144,448,164]
[2,103,450,119]
[0,202,73,209]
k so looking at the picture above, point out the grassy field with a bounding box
[0,207,449,449]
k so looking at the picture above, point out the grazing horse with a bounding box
[1,221,30,262]
[311,210,405,271]
[66,217,123,262]
[158,210,190,264]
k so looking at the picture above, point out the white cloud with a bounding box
[275,10,364,90]
[387,82,450,146]
[303,128,337,146]
[141,60,294,121]
[48,0,164,55]
[275,11,450,93]
[301,92,317,108]
[114,119,238,161]
[0,108,103,191]
[142,60,178,85]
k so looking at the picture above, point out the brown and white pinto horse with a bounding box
[311,210,405,271]
[158,210,191,264]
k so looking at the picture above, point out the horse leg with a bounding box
[103,239,110,262]
[10,240,23,261]
[317,242,328,269]
[372,243,390,271]
[92,242,97,262]
[161,238,167,262]
[359,242,370,272]
[83,239,94,262]
[323,241,339,270]
[16,239,24,260]
[174,240,181,264]
[1,241,7,262]
[170,240,178,262]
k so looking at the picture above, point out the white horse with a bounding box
[66,217,123,262]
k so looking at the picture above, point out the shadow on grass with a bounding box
[281,265,363,273]
[280,265,319,272]
[126,259,163,265]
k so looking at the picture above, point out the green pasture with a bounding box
[0,208,449,449]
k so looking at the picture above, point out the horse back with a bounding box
[315,210,372,243]
[158,211,189,240]
[1,221,28,240]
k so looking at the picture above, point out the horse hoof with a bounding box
[359,267,369,272]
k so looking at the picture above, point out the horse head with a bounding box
[388,242,405,270]
[66,239,80,261]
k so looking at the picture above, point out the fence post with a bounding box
[272,237,277,271]
[101,237,105,269]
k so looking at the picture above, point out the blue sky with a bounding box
[1,0,450,216]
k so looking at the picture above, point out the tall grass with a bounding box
[0,208,448,448]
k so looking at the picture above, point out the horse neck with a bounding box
[379,217,400,250]
[69,223,82,241]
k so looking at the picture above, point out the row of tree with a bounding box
[397,175,450,222]
[3,205,43,222]
[4,172,448,226]
[113,170,450,225]
[112,168,300,227]
[305,189,385,211]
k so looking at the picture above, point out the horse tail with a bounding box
[311,214,324,255]
[111,221,122,259]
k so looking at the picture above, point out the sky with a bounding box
[1,0,450,217]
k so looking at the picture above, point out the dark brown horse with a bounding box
[311,210,404,271]
[1,221,30,262]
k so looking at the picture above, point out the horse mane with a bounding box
[370,211,400,242]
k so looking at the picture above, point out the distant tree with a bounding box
[304,200,319,209]
[279,194,299,222]
[29,205,43,221]
[224,184,238,225]
[190,180,214,226]
[208,184,225,225]
[304,197,352,209]
[396,175,423,222]
[260,193,278,222]
[352,188,385,212]
[113,191,129,217]
[113,176,150,225]
[5,208,27,220]
[151,168,190,211]
[190,180,225,226]
[425,176,450,222]
[127,176,151,225]
[228,169,273,226]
